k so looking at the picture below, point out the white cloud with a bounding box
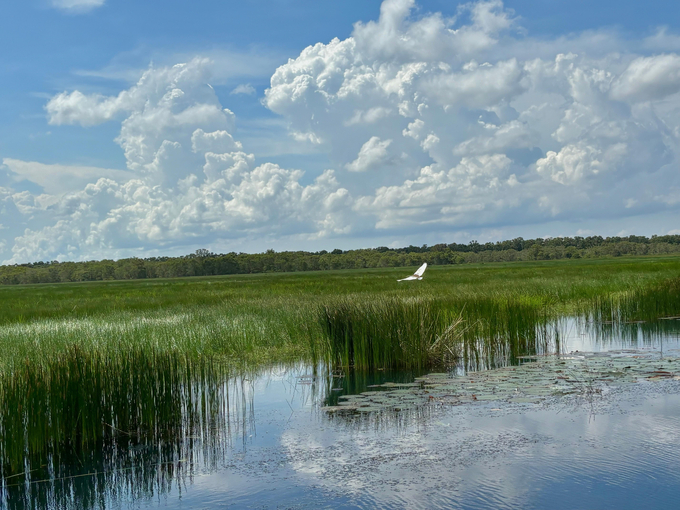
[346,137,393,172]
[230,83,256,95]
[2,159,134,195]
[263,0,680,233]
[51,0,105,13]
[610,54,680,102]
[345,107,392,126]
[535,143,625,186]
[355,154,515,229]
[352,0,516,62]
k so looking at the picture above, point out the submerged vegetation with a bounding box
[0,256,679,485]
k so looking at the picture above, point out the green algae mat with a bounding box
[322,352,680,413]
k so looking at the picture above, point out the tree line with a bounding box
[2,234,680,285]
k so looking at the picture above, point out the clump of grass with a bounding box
[458,296,560,370]
[320,297,452,370]
[583,277,680,324]
[319,294,560,371]
[574,277,680,346]
[0,345,227,477]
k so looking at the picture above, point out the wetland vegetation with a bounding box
[1,255,680,504]
[2,234,680,285]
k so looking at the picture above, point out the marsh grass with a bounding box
[583,277,680,323]
[319,294,561,371]
[0,304,308,479]
[0,346,228,477]
[1,364,256,510]
[320,297,447,370]
[1,256,679,486]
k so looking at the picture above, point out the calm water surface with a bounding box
[5,319,680,509]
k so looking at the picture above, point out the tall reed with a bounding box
[583,277,680,323]
[319,294,560,371]
[0,345,227,478]
[320,297,450,370]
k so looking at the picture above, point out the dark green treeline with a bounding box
[2,234,680,285]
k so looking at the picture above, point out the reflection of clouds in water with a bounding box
[10,362,676,509]
[277,388,680,508]
[280,407,542,506]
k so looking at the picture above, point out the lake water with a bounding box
[4,319,680,509]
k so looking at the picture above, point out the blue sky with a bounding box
[1,0,680,262]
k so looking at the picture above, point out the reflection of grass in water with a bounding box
[582,276,680,322]
[1,355,255,509]
[577,277,680,345]
[0,346,225,474]
[321,354,680,418]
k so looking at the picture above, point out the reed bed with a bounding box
[318,293,560,371]
[0,346,226,477]
[0,304,318,480]
[581,276,680,323]
[1,358,256,510]
[320,297,449,370]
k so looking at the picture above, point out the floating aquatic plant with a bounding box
[321,353,680,414]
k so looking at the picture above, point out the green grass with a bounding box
[0,347,226,474]
[1,255,678,326]
[1,255,680,479]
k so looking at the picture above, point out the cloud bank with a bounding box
[2,0,680,263]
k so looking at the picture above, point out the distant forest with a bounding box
[2,235,680,285]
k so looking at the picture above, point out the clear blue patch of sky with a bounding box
[502,0,680,35]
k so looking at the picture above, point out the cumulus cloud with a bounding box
[352,0,515,62]
[230,83,256,95]
[4,0,680,263]
[263,0,680,233]
[346,137,393,172]
[4,58,351,263]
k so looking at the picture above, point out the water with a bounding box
[4,319,680,509]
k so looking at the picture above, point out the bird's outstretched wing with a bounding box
[397,275,419,282]
[397,263,427,282]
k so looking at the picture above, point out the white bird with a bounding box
[397,262,427,281]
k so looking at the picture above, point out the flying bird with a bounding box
[397,262,427,281]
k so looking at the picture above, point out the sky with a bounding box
[1,0,680,263]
